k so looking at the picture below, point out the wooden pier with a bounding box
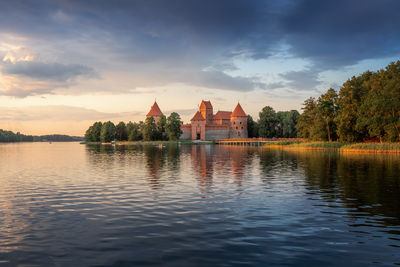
[215,138,304,146]
[215,138,272,146]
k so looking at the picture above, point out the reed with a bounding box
[341,143,400,153]
[265,141,400,153]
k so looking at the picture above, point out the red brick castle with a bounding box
[146,100,248,141]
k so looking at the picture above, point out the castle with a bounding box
[146,100,248,141]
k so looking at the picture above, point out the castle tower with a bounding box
[230,103,248,138]
[146,101,163,123]
[199,100,213,124]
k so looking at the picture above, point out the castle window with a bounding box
[241,127,243,129]
[233,122,235,125]
[236,127,238,129]
[240,121,242,124]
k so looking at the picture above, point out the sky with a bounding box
[0,0,399,136]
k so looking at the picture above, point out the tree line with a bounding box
[0,129,34,142]
[0,129,84,142]
[296,61,400,142]
[85,112,183,143]
[247,109,299,138]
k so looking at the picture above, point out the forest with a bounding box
[296,61,400,142]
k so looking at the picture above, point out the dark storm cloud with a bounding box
[0,0,399,93]
[2,61,97,82]
[281,0,400,68]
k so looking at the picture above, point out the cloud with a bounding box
[184,70,264,92]
[1,61,97,82]
[280,69,321,91]
[0,0,399,97]
[0,47,99,97]
[281,0,400,69]
[164,108,197,116]
[0,106,141,121]
[261,82,286,90]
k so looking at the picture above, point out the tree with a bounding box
[357,62,400,142]
[126,121,134,137]
[335,72,371,142]
[85,121,102,142]
[317,88,338,141]
[382,62,400,141]
[297,97,333,141]
[100,121,116,143]
[143,116,157,141]
[247,115,259,138]
[156,115,167,140]
[85,126,94,141]
[296,98,317,139]
[165,112,183,140]
[116,121,128,141]
[258,106,278,138]
[280,110,299,138]
[127,122,142,141]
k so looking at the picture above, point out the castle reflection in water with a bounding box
[85,144,258,191]
[84,144,400,223]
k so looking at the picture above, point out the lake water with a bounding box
[0,142,399,266]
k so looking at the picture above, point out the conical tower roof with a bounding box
[146,101,163,117]
[191,111,205,121]
[231,103,247,117]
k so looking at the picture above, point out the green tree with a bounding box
[126,121,134,137]
[143,116,157,141]
[382,62,400,141]
[85,121,102,142]
[317,88,338,141]
[335,72,371,142]
[357,62,400,142]
[127,122,142,141]
[296,98,317,139]
[100,121,116,143]
[115,121,128,141]
[258,106,278,138]
[281,110,299,138]
[156,115,167,140]
[85,126,94,141]
[165,112,183,140]
[275,112,285,137]
[247,115,259,138]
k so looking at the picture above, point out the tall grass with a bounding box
[264,140,303,146]
[265,141,400,153]
[265,141,345,149]
[288,142,346,149]
[341,143,400,152]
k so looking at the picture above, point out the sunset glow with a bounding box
[0,1,399,135]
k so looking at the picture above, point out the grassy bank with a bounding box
[265,141,400,153]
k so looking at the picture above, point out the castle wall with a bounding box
[180,127,191,140]
[205,129,230,141]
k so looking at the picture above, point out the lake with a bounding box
[0,142,399,266]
